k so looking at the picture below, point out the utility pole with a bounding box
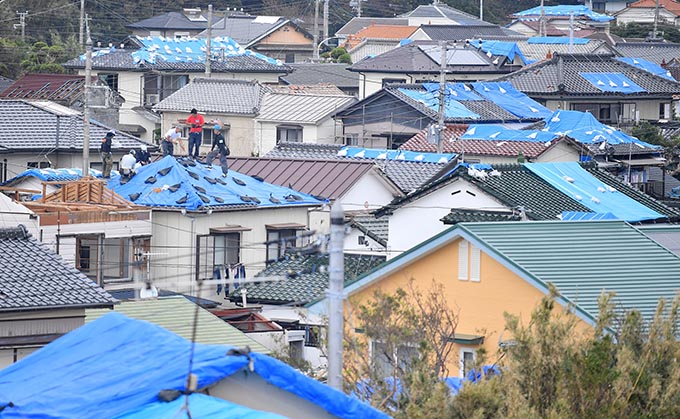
[653,0,660,39]
[327,201,345,391]
[437,41,447,154]
[79,0,85,48]
[83,15,92,176]
[568,12,574,53]
[479,0,483,21]
[323,0,329,41]
[313,0,320,60]
[539,0,545,37]
[205,4,213,76]
[15,11,27,43]
[357,0,362,18]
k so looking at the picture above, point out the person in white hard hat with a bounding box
[120,149,137,180]
[135,144,151,166]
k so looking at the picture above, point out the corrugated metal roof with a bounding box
[256,93,355,123]
[86,296,270,352]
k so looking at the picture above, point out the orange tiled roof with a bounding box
[344,25,418,49]
[627,0,680,14]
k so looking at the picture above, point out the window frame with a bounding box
[276,124,303,143]
[195,231,243,282]
[459,347,476,378]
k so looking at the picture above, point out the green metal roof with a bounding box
[86,296,270,353]
[459,220,680,324]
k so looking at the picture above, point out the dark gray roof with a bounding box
[154,78,264,114]
[349,215,389,246]
[264,142,342,160]
[336,17,409,37]
[63,49,288,73]
[0,100,148,152]
[200,15,285,45]
[0,76,14,94]
[613,42,680,65]
[495,53,680,96]
[0,225,114,312]
[441,208,522,224]
[231,253,385,305]
[399,4,482,24]
[126,12,207,30]
[280,64,359,89]
[416,24,516,40]
[350,41,521,74]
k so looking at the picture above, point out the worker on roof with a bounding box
[186,108,205,159]
[162,126,182,157]
[100,130,115,178]
[135,144,151,167]
[205,124,229,177]
[120,149,137,181]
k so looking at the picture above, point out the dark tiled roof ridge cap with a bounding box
[191,77,260,85]
[0,224,30,240]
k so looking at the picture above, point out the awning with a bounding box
[615,158,667,166]
[265,223,306,230]
[448,333,485,345]
[210,225,252,233]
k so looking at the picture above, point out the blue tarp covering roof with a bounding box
[467,40,528,64]
[579,72,646,93]
[525,162,666,222]
[472,82,553,119]
[1,167,106,185]
[337,146,456,163]
[561,211,619,221]
[616,57,675,81]
[527,37,590,45]
[398,87,481,119]
[113,394,289,419]
[543,110,658,147]
[0,312,390,419]
[462,124,560,143]
[513,5,614,22]
[422,82,483,101]
[107,156,325,211]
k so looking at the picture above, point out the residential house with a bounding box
[507,5,614,36]
[342,24,418,64]
[350,41,526,99]
[201,14,315,63]
[254,88,356,155]
[0,193,37,236]
[409,24,521,42]
[400,3,494,27]
[371,162,679,259]
[126,8,208,38]
[615,0,680,26]
[86,295,270,353]
[154,78,264,157]
[0,225,114,368]
[63,36,290,141]
[308,220,680,377]
[336,82,550,149]
[0,100,151,182]
[614,41,680,65]
[510,37,615,64]
[590,0,630,13]
[279,63,360,96]
[493,53,680,124]
[336,17,410,45]
[0,312,389,419]
[106,155,324,294]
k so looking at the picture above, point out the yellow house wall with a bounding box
[348,237,593,375]
[260,25,311,45]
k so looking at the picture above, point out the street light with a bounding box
[314,36,340,61]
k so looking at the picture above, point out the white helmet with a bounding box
[130,149,136,155]
[141,144,148,152]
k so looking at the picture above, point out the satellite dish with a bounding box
[139,285,159,299]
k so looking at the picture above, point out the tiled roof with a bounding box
[86,296,270,352]
[399,4,481,24]
[0,225,114,312]
[495,53,680,96]
[233,253,386,305]
[267,84,347,95]
[264,142,342,159]
[625,0,680,14]
[107,288,220,308]
[402,135,561,158]
[345,25,418,49]
[0,100,148,151]
[126,11,208,30]
[514,38,612,63]
[281,64,359,89]
[400,124,469,150]
[199,15,285,45]
[613,42,680,65]
[336,17,409,36]
[226,157,376,199]
[0,74,84,102]
[417,24,516,40]
[256,92,355,123]
[441,208,522,224]
[349,215,389,246]
[154,78,263,114]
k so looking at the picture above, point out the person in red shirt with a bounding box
[186,108,205,159]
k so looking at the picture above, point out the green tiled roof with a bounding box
[350,215,389,246]
[86,296,270,353]
[460,221,680,324]
[236,253,386,305]
[441,208,522,224]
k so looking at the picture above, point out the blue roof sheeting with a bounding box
[513,5,614,22]
[579,72,646,93]
[107,156,324,211]
[472,82,553,119]
[398,87,481,119]
[462,124,559,143]
[561,211,619,221]
[527,37,590,45]
[337,146,456,163]
[468,40,528,64]
[422,82,483,101]
[617,57,675,81]
[525,162,666,222]
[0,312,390,419]
[1,167,106,185]
[543,110,658,147]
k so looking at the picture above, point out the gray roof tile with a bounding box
[127,12,207,30]
[0,225,114,312]
[199,15,287,45]
[154,78,263,114]
[280,64,359,89]
[417,24,513,40]
[613,42,680,65]
[350,215,389,245]
[256,93,355,123]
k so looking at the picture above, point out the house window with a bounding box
[371,340,419,377]
[266,224,306,262]
[27,161,51,169]
[305,325,320,347]
[276,125,303,143]
[196,232,242,282]
[460,348,476,378]
[289,340,304,361]
[571,103,622,123]
[102,238,131,280]
[143,73,189,104]
[458,239,481,282]
[98,73,119,92]
[285,53,295,63]
[345,133,358,146]
[660,103,671,119]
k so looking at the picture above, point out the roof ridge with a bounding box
[0,224,30,240]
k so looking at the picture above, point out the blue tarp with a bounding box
[422,82,483,101]
[472,82,553,119]
[543,110,658,147]
[561,211,618,221]
[527,37,590,45]
[337,147,456,163]
[525,162,665,222]
[107,156,325,211]
[113,394,289,419]
[513,5,614,22]
[1,167,105,185]
[0,312,390,419]
[467,40,528,64]
[462,124,559,143]
[616,57,675,81]
[579,72,646,94]
[398,88,481,119]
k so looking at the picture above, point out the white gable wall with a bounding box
[535,141,581,163]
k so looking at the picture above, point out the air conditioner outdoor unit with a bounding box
[146,94,160,105]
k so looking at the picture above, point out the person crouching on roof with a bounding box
[206,124,229,177]
[135,144,151,167]
[120,149,138,180]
